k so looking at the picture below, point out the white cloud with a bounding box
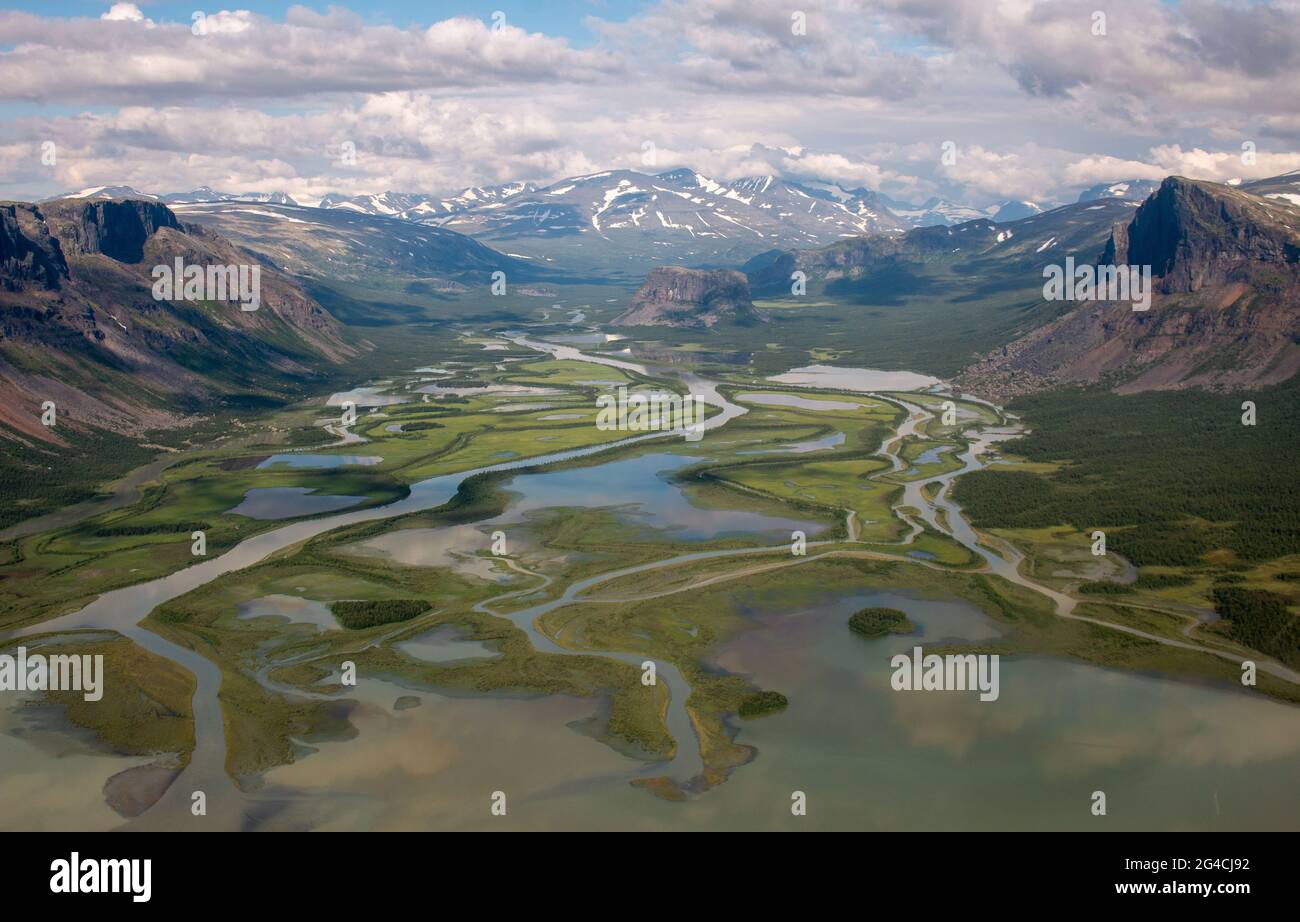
[0,1,1297,208]
[101,3,146,23]
[0,11,616,103]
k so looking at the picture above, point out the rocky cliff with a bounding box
[0,198,353,444]
[960,178,1300,399]
[1102,176,1300,292]
[615,267,764,328]
[52,199,182,263]
[0,204,68,291]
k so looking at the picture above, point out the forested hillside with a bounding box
[954,378,1300,567]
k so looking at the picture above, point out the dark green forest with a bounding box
[848,606,915,637]
[0,428,157,531]
[1213,588,1300,668]
[330,598,429,629]
[953,379,1300,568]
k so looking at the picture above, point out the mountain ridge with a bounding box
[0,197,353,444]
[959,176,1300,398]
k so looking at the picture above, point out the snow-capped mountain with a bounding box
[49,170,1018,274]
[417,181,538,217]
[303,183,538,220]
[1077,179,1160,203]
[160,186,300,206]
[991,200,1044,222]
[878,194,987,227]
[1243,169,1300,208]
[314,191,434,215]
[57,185,159,201]
[250,169,905,273]
[406,169,908,272]
[316,170,903,237]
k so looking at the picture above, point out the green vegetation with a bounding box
[1212,587,1300,668]
[330,598,429,629]
[1078,581,1135,595]
[7,305,1299,815]
[738,690,789,718]
[848,606,915,637]
[954,381,1300,566]
[93,520,210,537]
[0,428,158,531]
[3,635,197,761]
[0,320,446,535]
[1135,572,1194,590]
[687,388,905,542]
[1079,573,1196,595]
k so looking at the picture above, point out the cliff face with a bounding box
[48,199,182,263]
[961,178,1300,400]
[1102,176,1300,292]
[0,204,68,291]
[0,198,353,443]
[615,267,765,328]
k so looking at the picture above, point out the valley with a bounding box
[6,3,1300,900]
[2,313,1298,830]
[2,158,1299,835]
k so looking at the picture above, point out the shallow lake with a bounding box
[493,452,825,541]
[417,384,559,397]
[235,587,1300,830]
[769,365,943,392]
[690,590,1300,830]
[741,432,846,454]
[396,625,499,664]
[737,392,865,411]
[544,333,626,345]
[0,634,160,831]
[901,444,955,476]
[227,487,366,520]
[236,594,340,631]
[327,386,407,408]
[257,454,382,469]
[349,523,510,583]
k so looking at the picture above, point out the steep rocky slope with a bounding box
[959,177,1300,398]
[615,267,764,328]
[0,198,353,445]
[171,200,531,285]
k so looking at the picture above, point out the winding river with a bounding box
[5,335,1296,829]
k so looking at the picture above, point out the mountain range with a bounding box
[55,171,1055,276]
[168,200,532,286]
[739,172,1300,396]
[19,168,1300,431]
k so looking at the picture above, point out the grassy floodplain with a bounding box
[6,323,1299,815]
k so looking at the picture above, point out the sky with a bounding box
[1,0,1299,206]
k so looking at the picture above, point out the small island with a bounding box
[848,607,915,638]
[738,690,789,719]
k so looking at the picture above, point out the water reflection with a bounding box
[494,452,825,541]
